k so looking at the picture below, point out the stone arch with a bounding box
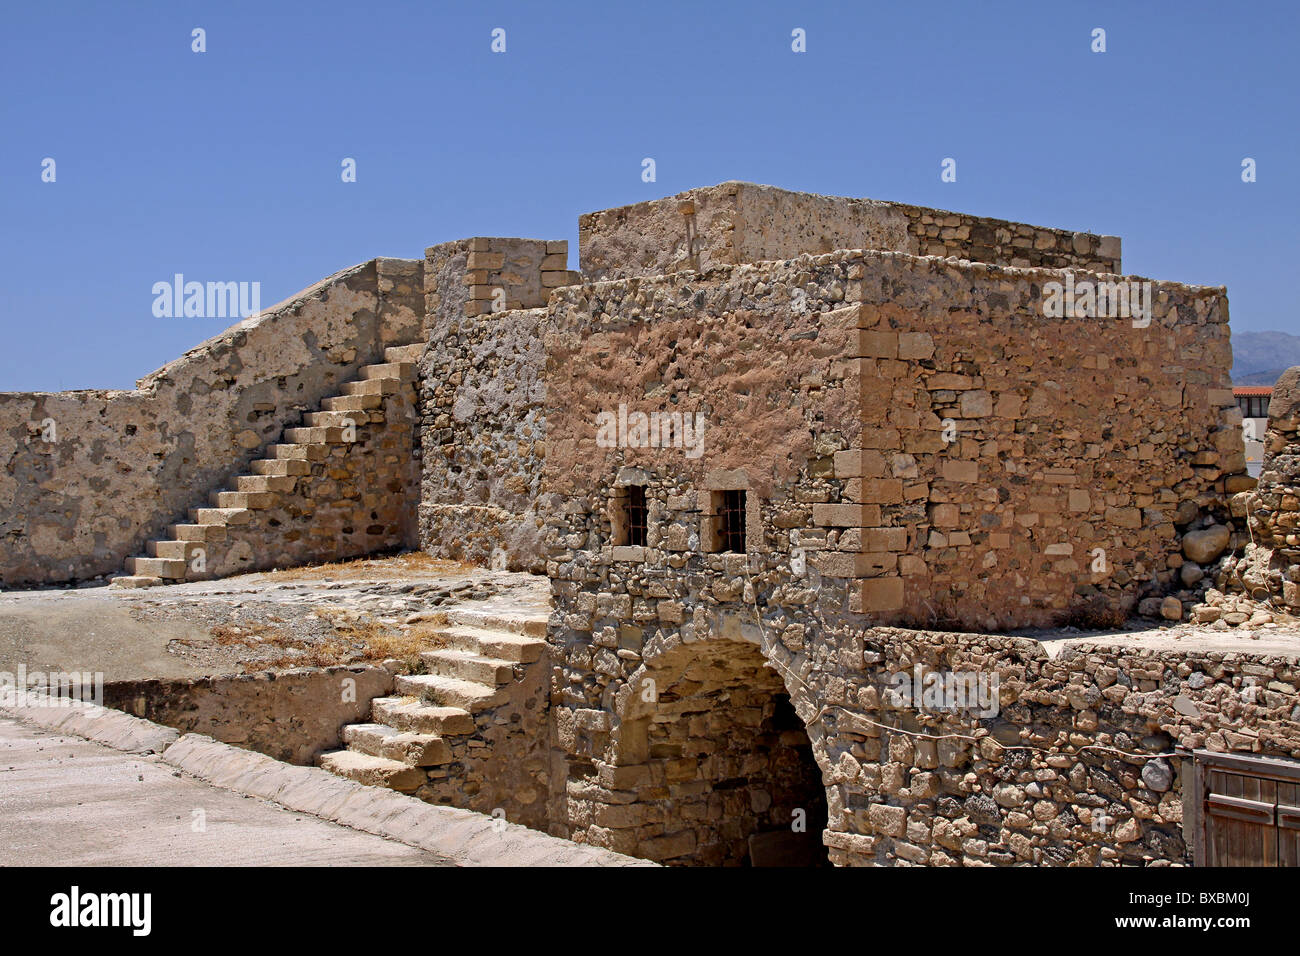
[592,616,835,865]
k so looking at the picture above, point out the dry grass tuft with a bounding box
[254,551,475,583]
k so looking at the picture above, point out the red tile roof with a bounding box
[1234,386,1273,396]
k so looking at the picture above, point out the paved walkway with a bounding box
[0,718,450,866]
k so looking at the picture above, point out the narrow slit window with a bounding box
[626,485,647,547]
[719,489,746,553]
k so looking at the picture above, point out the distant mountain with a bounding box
[1231,330,1300,385]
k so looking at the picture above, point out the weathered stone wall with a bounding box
[0,258,423,587]
[819,630,1300,866]
[418,238,572,572]
[543,249,1239,633]
[103,665,395,764]
[538,246,1261,864]
[579,182,1121,281]
[185,368,421,578]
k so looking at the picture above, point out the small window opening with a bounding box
[626,485,647,547]
[719,489,746,553]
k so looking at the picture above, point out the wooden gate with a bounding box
[1185,750,1300,866]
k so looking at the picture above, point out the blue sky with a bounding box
[1,0,1296,391]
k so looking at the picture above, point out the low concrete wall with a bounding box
[0,258,423,587]
[102,665,395,765]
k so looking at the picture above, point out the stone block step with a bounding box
[210,490,276,510]
[393,673,504,712]
[341,723,451,767]
[321,393,383,412]
[421,648,517,686]
[251,458,311,476]
[283,426,350,444]
[369,697,475,736]
[126,556,186,578]
[445,607,549,638]
[303,410,379,428]
[341,378,402,397]
[189,507,252,526]
[148,539,205,560]
[384,344,424,363]
[235,474,297,493]
[360,361,416,382]
[168,523,227,542]
[317,750,424,794]
[109,575,163,589]
[428,625,547,663]
[269,443,328,461]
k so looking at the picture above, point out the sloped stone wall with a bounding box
[0,258,423,587]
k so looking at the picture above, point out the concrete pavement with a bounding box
[0,717,451,866]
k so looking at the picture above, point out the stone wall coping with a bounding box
[577,180,1119,246]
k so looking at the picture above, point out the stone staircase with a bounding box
[110,344,423,588]
[318,606,549,798]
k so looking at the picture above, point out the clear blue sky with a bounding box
[1,0,1295,391]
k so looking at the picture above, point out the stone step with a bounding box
[369,697,475,736]
[168,523,227,542]
[235,474,297,493]
[429,625,547,663]
[303,410,378,428]
[321,393,384,412]
[251,458,312,476]
[360,361,416,382]
[148,539,205,560]
[283,426,350,444]
[109,575,163,589]
[421,648,517,686]
[341,723,451,767]
[189,507,252,526]
[317,750,424,794]
[269,442,328,461]
[384,344,424,363]
[445,607,549,638]
[126,556,186,578]
[341,378,401,397]
[393,674,503,712]
[210,490,276,510]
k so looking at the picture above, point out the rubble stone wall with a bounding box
[1229,366,1300,614]
[418,238,572,572]
[0,258,423,588]
[579,182,1121,281]
[103,665,396,765]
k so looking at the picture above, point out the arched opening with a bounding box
[618,636,830,866]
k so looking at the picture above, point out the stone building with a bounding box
[2,183,1298,866]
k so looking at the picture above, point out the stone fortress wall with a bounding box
[0,259,423,586]
[3,181,1298,867]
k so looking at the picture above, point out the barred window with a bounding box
[626,485,647,547]
[718,489,746,553]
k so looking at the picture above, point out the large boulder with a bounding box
[1182,524,1231,564]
